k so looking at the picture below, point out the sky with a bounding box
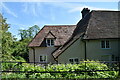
[0,2,119,40]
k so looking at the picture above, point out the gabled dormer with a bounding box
[45,31,56,47]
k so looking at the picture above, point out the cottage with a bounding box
[28,8,120,64]
[28,25,77,63]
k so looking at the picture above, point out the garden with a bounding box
[1,60,120,79]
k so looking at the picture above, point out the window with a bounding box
[69,59,74,64]
[69,58,79,64]
[40,55,47,62]
[46,39,54,47]
[74,58,79,64]
[101,40,110,49]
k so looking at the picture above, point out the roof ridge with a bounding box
[44,25,76,27]
[92,10,119,12]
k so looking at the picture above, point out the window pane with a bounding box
[51,39,54,46]
[101,41,105,48]
[40,56,43,62]
[46,39,54,47]
[43,56,47,61]
[47,39,50,43]
[40,55,47,62]
[74,58,78,62]
[69,59,73,63]
[106,41,110,48]
[47,39,50,46]
[74,58,79,64]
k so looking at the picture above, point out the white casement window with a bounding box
[101,40,110,49]
[69,58,74,64]
[69,58,79,64]
[46,39,54,47]
[40,55,47,62]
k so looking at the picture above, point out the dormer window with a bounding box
[46,38,54,47]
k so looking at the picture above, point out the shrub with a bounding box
[2,73,26,78]
[2,60,118,79]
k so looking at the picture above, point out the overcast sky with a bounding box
[0,2,118,39]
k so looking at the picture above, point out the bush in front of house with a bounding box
[2,73,26,78]
[1,60,119,79]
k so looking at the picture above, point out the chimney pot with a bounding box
[81,8,90,18]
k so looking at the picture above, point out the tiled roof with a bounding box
[28,25,77,47]
[52,10,120,59]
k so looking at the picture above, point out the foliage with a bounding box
[14,25,40,61]
[2,73,26,78]
[0,13,119,79]
[12,38,31,61]
[0,14,16,61]
[18,25,40,40]
[1,60,119,79]
[0,14,40,61]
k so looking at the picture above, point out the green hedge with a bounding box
[1,60,119,79]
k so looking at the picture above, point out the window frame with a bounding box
[46,38,54,47]
[69,58,74,64]
[39,55,47,62]
[68,58,79,64]
[100,40,111,49]
[74,58,79,63]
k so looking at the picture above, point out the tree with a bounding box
[18,25,40,40]
[18,29,28,40]
[0,13,40,61]
[12,38,30,61]
[14,25,40,61]
[27,25,40,39]
[0,14,15,61]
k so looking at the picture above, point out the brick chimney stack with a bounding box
[81,8,90,18]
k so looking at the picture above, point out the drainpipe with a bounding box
[118,40,120,76]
